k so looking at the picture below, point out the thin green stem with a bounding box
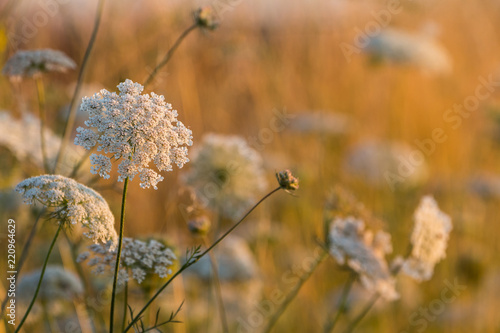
[15,223,62,332]
[262,249,329,333]
[124,187,282,332]
[53,0,106,174]
[143,24,198,88]
[35,76,49,173]
[120,282,128,333]
[203,237,229,333]
[110,176,129,332]
[323,272,356,333]
[0,209,45,316]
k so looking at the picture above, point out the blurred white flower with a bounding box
[15,175,117,247]
[189,235,259,282]
[329,216,398,301]
[79,237,177,286]
[2,49,76,80]
[17,266,83,303]
[0,111,84,174]
[74,79,193,189]
[363,28,452,75]
[343,140,429,188]
[183,133,267,220]
[288,111,350,136]
[402,196,452,281]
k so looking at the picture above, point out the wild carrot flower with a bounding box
[78,237,177,286]
[276,169,299,191]
[2,49,76,80]
[193,7,219,30]
[17,266,83,303]
[182,133,267,220]
[74,79,193,189]
[329,217,398,300]
[15,175,117,246]
[402,196,452,281]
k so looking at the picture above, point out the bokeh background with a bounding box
[1,0,500,332]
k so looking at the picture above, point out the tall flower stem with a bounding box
[143,23,197,88]
[203,237,229,333]
[262,249,329,333]
[35,76,49,173]
[323,272,356,333]
[124,187,282,332]
[53,0,106,174]
[0,209,45,316]
[110,177,129,332]
[15,223,63,333]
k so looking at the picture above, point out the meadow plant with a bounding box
[2,49,76,80]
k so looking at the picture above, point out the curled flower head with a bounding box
[79,237,177,286]
[402,196,452,281]
[15,175,117,247]
[182,133,267,220]
[2,49,76,80]
[329,217,398,301]
[18,266,83,303]
[193,7,219,30]
[74,79,193,189]
[276,169,299,191]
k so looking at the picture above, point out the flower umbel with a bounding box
[329,217,398,300]
[74,79,193,189]
[15,175,117,247]
[402,196,452,281]
[79,237,177,286]
[276,169,299,191]
[2,49,76,80]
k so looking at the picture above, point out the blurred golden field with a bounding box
[1,0,500,332]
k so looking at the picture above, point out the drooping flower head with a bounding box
[17,266,84,303]
[329,217,398,300]
[74,79,193,189]
[15,175,117,247]
[78,237,177,287]
[2,49,76,80]
[402,196,452,281]
[182,133,267,220]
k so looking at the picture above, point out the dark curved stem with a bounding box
[110,177,129,332]
[123,187,282,332]
[53,0,106,174]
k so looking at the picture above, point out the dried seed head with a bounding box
[193,7,219,30]
[276,169,299,191]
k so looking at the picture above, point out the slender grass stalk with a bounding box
[262,249,329,333]
[109,177,130,333]
[120,282,128,333]
[15,223,63,332]
[53,0,106,174]
[323,272,356,333]
[34,76,49,173]
[0,209,45,316]
[124,187,282,332]
[203,237,229,333]
[143,24,198,88]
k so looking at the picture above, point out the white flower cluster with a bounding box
[0,111,84,173]
[2,49,76,80]
[74,79,193,189]
[402,196,452,281]
[329,217,398,300]
[183,133,267,220]
[78,237,177,285]
[17,266,83,303]
[15,175,117,246]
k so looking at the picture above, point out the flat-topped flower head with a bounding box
[402,196,452,281]
[18,266,83,303]
[329,217,398,300]
[74,79,193,189]
[183,133,267,220]
[78,237,177,286]
[2,49,76,80]
[15,175,117,247]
